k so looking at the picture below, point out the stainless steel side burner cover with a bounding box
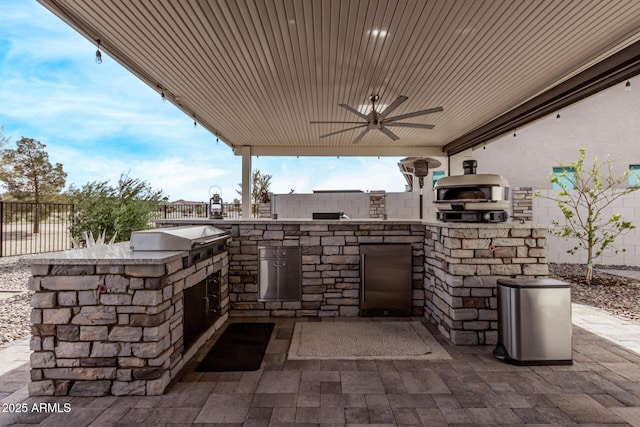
[129,225,230,251]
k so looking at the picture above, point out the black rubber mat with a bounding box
[195,322,274,372]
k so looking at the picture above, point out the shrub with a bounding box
[68,173,164,245]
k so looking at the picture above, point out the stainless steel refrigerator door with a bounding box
[360,244,412,312]
[499,285,572,361]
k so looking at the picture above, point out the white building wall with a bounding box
[534,190,640,266]
[385,190,439,220]
[273,193,370,219]
[273,190,439,220]
[444,77,640,266]
[450,77,640,189]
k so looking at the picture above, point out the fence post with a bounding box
[0,201,3,258]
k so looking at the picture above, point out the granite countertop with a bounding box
[21,219,548,266]
[154,218,548,229]
[20,242,186,265]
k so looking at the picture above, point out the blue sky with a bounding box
[0,1,409,202]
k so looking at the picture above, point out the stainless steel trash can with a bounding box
[493,278,572,365]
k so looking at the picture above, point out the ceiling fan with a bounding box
[311,95,443,144]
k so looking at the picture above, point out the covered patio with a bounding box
[6,1,640,424]
[37,0,640,210]
[2,304,640,425]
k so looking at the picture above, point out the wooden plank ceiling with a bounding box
[39,0,640,156]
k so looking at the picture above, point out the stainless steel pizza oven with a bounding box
[434,160,510,222]
[130,225,230,267]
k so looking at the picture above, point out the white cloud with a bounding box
[44,139,239,202]
[1,1,413,205]
[255,156,407,194]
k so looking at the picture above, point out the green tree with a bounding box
[68,173,164,245]
[1,137,66,202]
[538,148,639,283]
[236,169,272,217]
[1,137,67,232]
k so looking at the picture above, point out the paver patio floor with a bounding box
[1,304,640,426]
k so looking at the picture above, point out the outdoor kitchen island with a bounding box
[25,218,549,396]
[156,218,550,346]
[25,237,230,397]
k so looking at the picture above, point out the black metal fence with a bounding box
[0,201,259,257]
[153,202,253,219]
[0,202,74,257]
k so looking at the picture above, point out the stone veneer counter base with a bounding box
[157,218,550,345]
[23,241,229,396]
[24,220,549,396]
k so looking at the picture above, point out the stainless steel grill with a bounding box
[130,225,230,266]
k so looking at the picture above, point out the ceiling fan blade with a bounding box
[310,121,366,124]
[339,103,369,120]
[379,95,408,118]
[385,122,435,129]
[351,128,370,145]
[319,124,367,139]
[379,126,400,141]
[385,106,444,122]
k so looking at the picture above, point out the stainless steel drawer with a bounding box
[258,246,298,259]
[258,246,301,301]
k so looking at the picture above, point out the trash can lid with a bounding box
[497,278,570,289]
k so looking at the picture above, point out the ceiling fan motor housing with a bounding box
[368,111,382,129]
[311,95,442,144]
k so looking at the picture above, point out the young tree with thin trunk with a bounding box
[236,169,273,217]
[538,148,639,283]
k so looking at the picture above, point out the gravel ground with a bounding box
[550,263,640,322]
[0,257,639,346]
[0,256,33,345]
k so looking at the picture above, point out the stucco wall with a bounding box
[534,190,640,266]
[272,190,439,220]
[450,77,640,190]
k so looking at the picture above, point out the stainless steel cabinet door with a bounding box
[259,259,279,300]
[277,257,301,300]
[258,246,301,301]
[361,244,412,314]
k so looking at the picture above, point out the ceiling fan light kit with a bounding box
[311,95,443,144]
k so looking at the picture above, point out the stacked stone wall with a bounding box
[369,191,386,219]
[28,251,228,396]
[210,222,425,317]
[512,187,533,222]
[423,224,548,345]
